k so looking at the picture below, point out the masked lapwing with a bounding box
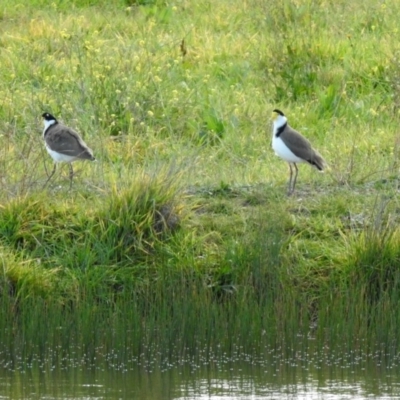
[42,112,95,189]
[272,109,326,195]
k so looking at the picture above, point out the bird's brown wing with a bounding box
[281,125,325,170]
[46,124,95,160]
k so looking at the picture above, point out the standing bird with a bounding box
[271,109,326,195]
[42,112,95,189]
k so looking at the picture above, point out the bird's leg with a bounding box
[288,163,293,195]
[292,163,299,194]
[43,163,57,188]
[68,163,74,190]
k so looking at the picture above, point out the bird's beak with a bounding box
[271,111,278,120]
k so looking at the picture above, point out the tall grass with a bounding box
[0,0,400,362]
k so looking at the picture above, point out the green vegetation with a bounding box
[1,0,400,359]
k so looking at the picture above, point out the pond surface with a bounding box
[1,343,400,399]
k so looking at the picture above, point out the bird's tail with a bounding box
[310,151,326,171]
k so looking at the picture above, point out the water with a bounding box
[1,342,400,399]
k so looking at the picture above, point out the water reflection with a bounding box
[175,363,400,399]
[176,377,400,399]
[0,344,400,399]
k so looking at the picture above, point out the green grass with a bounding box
[0,0,400,360]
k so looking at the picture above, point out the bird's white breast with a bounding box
[45,145,77,163]
[272,135,304,163]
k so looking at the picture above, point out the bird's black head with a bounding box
[42,112,57,121]
[272,109,285,116]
